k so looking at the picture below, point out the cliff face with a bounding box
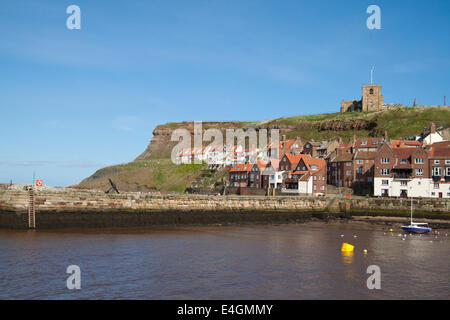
[134,107,450,161]
[135,126,179,161]
[134,119,377,161]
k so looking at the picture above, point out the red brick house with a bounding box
[283,155,327,195]
[229,163,253,187]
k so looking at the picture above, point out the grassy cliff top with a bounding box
[156,106,449,142]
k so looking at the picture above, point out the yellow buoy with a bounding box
[389,228,393,232]
[341,242,354,252]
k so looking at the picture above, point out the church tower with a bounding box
[362,84,383,111]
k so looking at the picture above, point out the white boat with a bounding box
[401,198,432,234]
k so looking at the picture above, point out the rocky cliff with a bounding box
[135,107,449,161]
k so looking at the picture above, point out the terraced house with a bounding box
[428,142,450,198]
[281,154,327,195]
[228,163,253,187]
[373,144,432,198]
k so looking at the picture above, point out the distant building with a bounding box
[341,83,384,113]
[416,122,444,145]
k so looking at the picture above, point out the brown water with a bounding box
[0,223,449,299]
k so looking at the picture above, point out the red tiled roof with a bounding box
[229,163,253,172]
[428,147,450,158]
[354,151,377,160]
[339,141,353,149]
[256,160,268,171]
[354,138,382,148]
[305,157,326,171]
[430,141,450,149]
[334,152,353,162]
[390,140,421,148]
[392,148,416,169]
[285,153,304,165]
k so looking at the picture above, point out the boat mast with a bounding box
[411,197,413,224]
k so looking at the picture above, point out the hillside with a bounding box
[76,160,228,193]
[135,107,450,161]
[76,106,449,192]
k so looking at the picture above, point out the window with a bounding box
[321,186,325,190]
[356,168,363,174]
[433,167,442,176]
[381,168,390,175]
[434,183,439,189]
[372,141,378,145]
[416,168,423,176]
[357,160,363,164]
[314,185,317,191]
[361,141,367,145]
[382,180,388,185]
[400,180,407,186]
[346,170,351,176]
[368,177,373,182]
[346,162,352,166]
[381,158,389,164]
[446,167,450,176]
[415,158,424,164]
[431,192,435,196]
[369,88,374,94]
[313,176,317,180]
[446,160,450,165]
[434,160,440,164]
[400,158,407,164]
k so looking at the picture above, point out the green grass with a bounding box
[76,159,220,193]
[78,106,449,192]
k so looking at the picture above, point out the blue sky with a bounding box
[0,0,449,186]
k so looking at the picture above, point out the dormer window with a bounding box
[401,158,407,164]
[361,141,367,145]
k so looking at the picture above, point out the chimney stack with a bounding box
[384,130,388,142]
[430,122,436,134]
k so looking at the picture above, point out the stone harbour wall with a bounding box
[0,188,449,229]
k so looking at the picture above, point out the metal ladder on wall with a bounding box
[27,187,36,229]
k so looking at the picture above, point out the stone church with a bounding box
[340,84,384,112]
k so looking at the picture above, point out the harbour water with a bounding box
[0,222,448,299]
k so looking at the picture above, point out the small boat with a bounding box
[401,198,432,234]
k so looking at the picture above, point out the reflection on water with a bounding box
[341,251,354,264]
[0,223,448,299]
